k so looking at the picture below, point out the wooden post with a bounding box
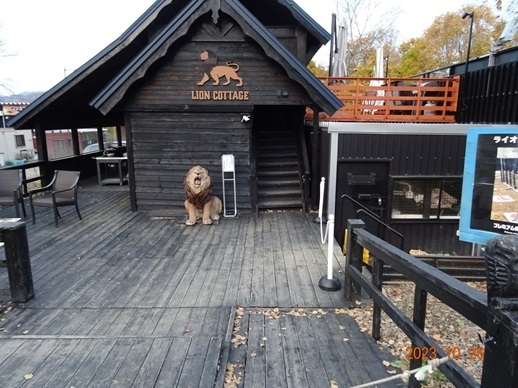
[371,256,384,340]
[1,220,34,303]
[344,219,364,305]
[481,235,518,387]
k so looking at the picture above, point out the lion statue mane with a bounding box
[183,165,222,225]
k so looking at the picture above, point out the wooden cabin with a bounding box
[8,0,342,214]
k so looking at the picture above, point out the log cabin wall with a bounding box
[124,15,313,211]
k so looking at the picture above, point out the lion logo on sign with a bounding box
[183,165,222,226]
[197,50,243,87]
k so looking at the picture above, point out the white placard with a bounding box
[222,154,235,172]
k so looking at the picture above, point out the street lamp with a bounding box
[462,11,474,75]
[461,11,474,112]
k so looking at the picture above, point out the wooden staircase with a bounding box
[256,129,303,210]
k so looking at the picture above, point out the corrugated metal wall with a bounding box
[337,133,466,175]
[334,133,472,255]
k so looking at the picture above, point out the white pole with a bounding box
[327,214,335,279]
[319,177,328,244]
[327,132,338,219]
[318,177,325,220]
[319,214,340,291]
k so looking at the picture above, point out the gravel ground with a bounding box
[344,281,486,387]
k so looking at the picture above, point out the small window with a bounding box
[15,134,26,147]
[391,178,462,220]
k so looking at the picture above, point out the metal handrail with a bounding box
[341,193,404,249]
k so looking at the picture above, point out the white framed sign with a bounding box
[222,154,235,173]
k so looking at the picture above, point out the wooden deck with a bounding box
[0,178,396,387]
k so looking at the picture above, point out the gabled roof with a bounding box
[9,0,340,129]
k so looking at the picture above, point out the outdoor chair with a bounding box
[28,170,82,227]
[0,169,26,218]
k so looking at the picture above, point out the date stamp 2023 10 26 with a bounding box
[405,346,484,361]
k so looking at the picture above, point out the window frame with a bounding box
[389,175,463,221]
[15,134,26,147]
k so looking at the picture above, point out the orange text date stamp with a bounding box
[405,346,437,361]
[446,346,484,360]
[405,346,484,361]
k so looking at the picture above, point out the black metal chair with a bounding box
[29,170,82,227]
[0,169,26,218]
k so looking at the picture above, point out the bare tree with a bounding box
[0,25,15,94]
[335,0,400,76]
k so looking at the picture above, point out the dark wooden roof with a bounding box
[9,0,340,130]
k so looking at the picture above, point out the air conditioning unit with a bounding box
[19,149,35,161]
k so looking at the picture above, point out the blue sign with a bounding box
[459,127,518,245]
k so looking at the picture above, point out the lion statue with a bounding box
[183,165,222,225]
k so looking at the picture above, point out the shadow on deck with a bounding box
[0,178,396,387]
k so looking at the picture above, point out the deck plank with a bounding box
[131,338,173,387]
[23,339,81,387]
[40,339,99,387]
[263,312,288,387]
[87,338,135,388]
[244,312,267,387]
[154,337,191,386]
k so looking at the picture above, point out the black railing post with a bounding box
[1,220,34,303]
[482,235,518,387]
[344,219,365,305]
[371,256,384,341]
[409,285,428,388]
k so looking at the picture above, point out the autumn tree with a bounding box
[307,60,328,77]
[393,4,507,76]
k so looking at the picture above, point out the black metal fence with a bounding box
[457,60,518,124]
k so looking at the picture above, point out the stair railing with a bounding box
[298,127,311,212]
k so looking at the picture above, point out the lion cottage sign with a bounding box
[192,50,249,101]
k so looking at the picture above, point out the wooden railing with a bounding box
[345,219,487,387]
[307,76,460,123]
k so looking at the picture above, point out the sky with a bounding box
[0,0,494,95]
